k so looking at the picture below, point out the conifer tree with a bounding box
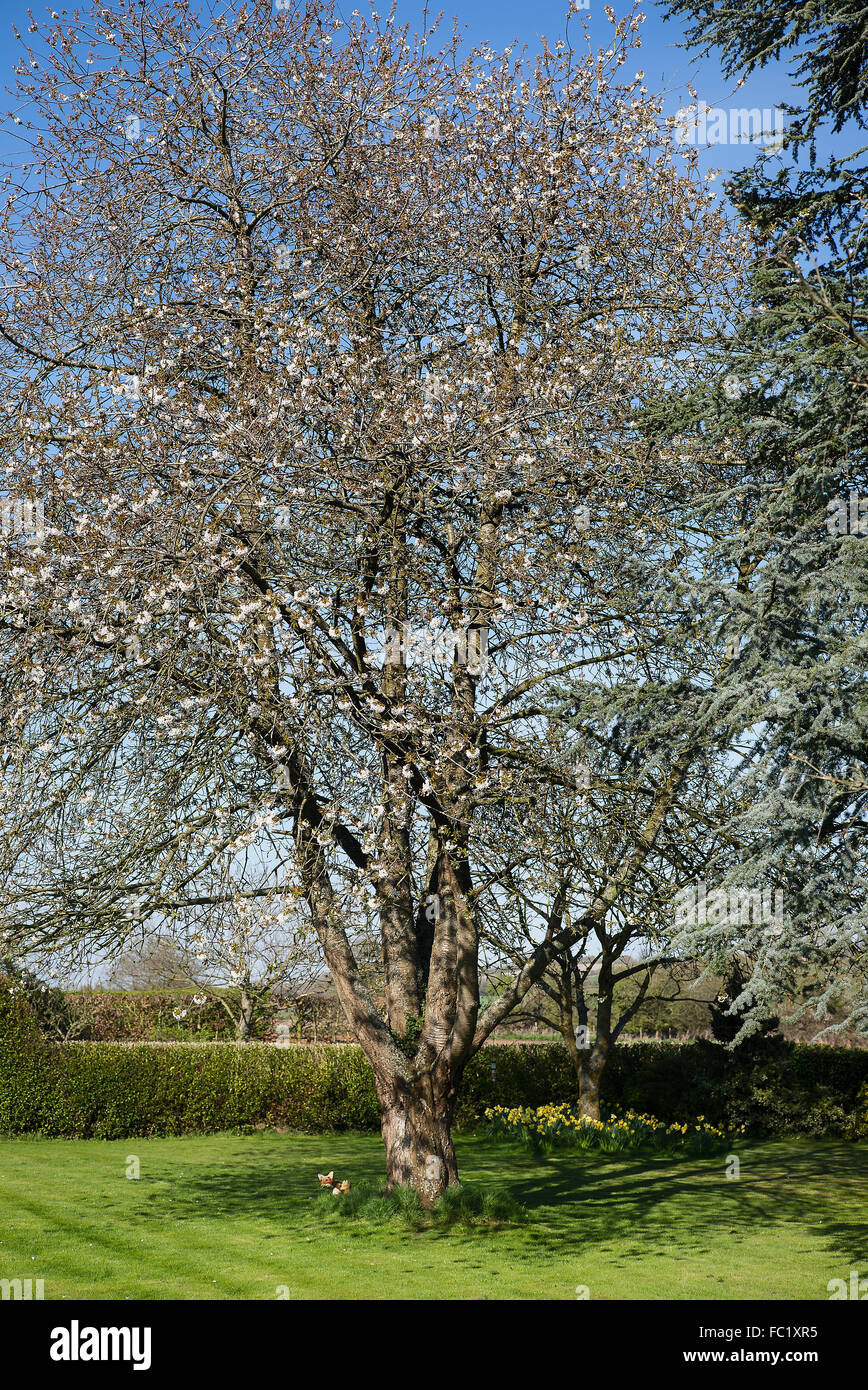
[649,0,868,1035]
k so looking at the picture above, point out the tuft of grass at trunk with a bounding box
[310,1178,526,1229]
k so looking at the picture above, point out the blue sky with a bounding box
[0,0,832,194]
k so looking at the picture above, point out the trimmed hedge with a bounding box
[601,1036,868,1138]
[0,1040,381,1139]
[851,1080,868,1140]
[1,993,866,1139]
[0,988,57,1133]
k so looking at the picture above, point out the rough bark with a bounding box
[578,956,613,1120]
[378,1068,461,1204]
[577,1040,609,1120]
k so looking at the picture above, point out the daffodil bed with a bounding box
[484,1104,745,1155]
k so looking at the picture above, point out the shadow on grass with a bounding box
[155,1132,868,1265]
[491,1138,868,1264]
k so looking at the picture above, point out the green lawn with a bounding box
[0,1132,864,1300]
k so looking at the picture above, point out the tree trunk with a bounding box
[378,1071,460,1206]
[577,956,614,1121]
[235,989,254,1043]
[560,960,607,1118]
[294,821,476,1208]
[578,1039,609,1120]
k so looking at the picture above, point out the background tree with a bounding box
[654,0,868,1037]
[173,864,325,1041]
[708,954,779,1046]
[0,0,742,1201]
[478,727,743,1116]
[104,936,203,992]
